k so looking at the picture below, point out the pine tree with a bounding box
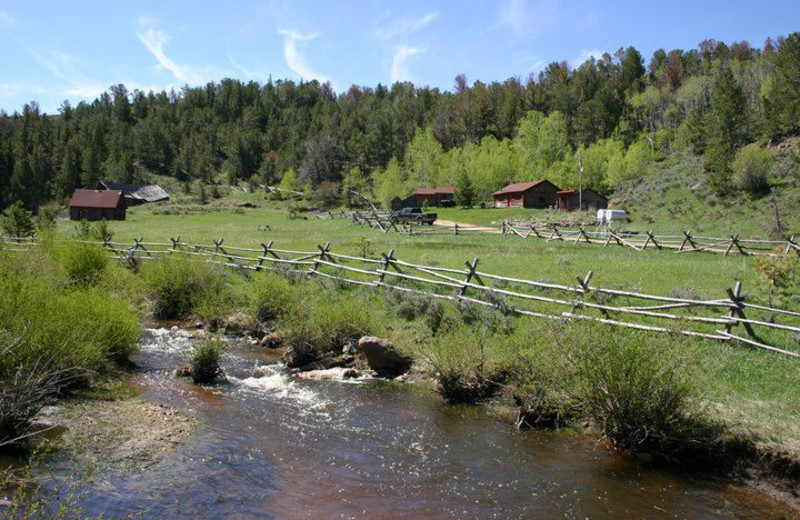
[704,68,746,195]
[455,170,476,208]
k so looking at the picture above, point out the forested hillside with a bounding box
[0,33,798,212]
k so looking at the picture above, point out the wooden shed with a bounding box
[492,180,561,209]
[556,189,608,212]
[98,181,169,206]
[403,186,456,208]
[69,189,127,221]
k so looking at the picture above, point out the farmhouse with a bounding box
[98,181,169,206]
[556,189,608,211]
[69,189,127,221]
[492,180,561,209]
[397,186,456,209]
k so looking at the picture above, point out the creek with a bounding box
[44,328,794,519]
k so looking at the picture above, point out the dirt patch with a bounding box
[39,399,195,473]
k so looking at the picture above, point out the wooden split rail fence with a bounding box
[86,235,800,359]
[501,222,800,257]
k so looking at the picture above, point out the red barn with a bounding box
[69,189,127,221]
[492,180,561,209]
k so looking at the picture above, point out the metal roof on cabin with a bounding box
[69,189,126,209]
[99,181,169,202]
[492,180,554,196]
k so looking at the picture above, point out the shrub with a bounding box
[383,289,444,332]
[733,143,773,196]
[754,253,799,309]
[248,274,295,323]
[279,292,375,368]
[0,271,139,372]
[567,328,712,458]
[413,326,500,404]
[189,339,225,384]
[0,334,88,447]
[52,240,109,286]
[0,202,34,240]
[143,258,227,319]
[505,328,578,429]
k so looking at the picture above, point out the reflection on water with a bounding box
[38,328,795,519]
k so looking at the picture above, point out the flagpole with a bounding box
[578,150,583,212]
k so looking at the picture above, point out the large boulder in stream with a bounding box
[357,336,413,378]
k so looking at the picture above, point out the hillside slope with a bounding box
[611,148,800,239]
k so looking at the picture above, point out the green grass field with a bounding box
[88,193,759,298]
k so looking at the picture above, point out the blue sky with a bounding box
[1,0,798,113]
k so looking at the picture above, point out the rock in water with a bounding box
[357,336,413,378]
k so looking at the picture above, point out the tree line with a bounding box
[0,33,798,211]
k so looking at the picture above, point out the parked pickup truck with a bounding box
[390,207,437,225]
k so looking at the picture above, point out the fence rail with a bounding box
[99,236,800,358]
[342,210,799,258]
[3,233,799,358]
[500,222,799,257]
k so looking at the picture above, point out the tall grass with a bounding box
[142,257,228,320]
[278,287,378,367]
[0,248,141,448]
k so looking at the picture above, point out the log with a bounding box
[716,331,800,359]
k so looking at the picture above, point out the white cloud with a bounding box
[375,11,439,40]
[573,49,605,67]
[136,20,203,85]
[278,29,331,85]
[499,0,560,36]
[63,84,108,98]
[391,46,423,83]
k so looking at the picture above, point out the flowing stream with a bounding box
[45,328,794,519]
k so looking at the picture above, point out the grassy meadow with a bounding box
[93,190,759,298]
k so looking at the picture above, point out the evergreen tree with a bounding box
[705,68,746,195]
[1,201,34,239]
[455,169,476,208]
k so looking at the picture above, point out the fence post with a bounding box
[501,221,507,235]
[377,249,401,284]
[679,230,697,252]
[785,236,799,257]
[454,223,459,236]
[724,281,759,339]
[169,236,181,254]
[214,238,234,262]
[311,242,331,274]
[724,234,745,256]
[459,258,480,297]
[134,237,152,256]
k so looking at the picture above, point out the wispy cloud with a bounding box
[278,29,331,85]
[19,43,85,85]
[227,50,268,82]
[391,46,423,83]
[499,0,560,37]
[0,11,16,26]
[136,18,203,85]
[375,11,439,40]
[573,49,605,67]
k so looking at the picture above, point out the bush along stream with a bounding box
[1,237,799,516]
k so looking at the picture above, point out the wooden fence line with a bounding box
[501,223,799,258]
[3,233,798,358]
[85,235,800,359]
